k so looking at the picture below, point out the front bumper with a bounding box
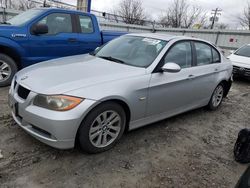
[233,65,250,78]
[8,82,97,149]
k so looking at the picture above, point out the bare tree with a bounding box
[238,2,250,30]
[0,0,12,8]
[183,6,207,28]
[10,0,36,10]
[116,0,147,25]
[170,0,187,28]
[18,0,36,11]
[216,23,228,30]
[159,0,207,28]
[158,14,171,27]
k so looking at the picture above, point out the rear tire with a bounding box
[0,53,17,87]
[207,83,225,110]
[78,102,126,154]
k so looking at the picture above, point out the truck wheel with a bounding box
[0,53,17,87]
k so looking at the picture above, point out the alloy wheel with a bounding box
[212,85,224,107]
[89,110,122,148]
[0,61,11,82]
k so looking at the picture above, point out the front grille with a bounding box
[233,66,250,76]
[17,85,30,100]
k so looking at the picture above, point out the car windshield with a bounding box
[94,35,168,68]
[7,9,44,26]
[235,45,250,57]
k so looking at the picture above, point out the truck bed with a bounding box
[101,30,128,44]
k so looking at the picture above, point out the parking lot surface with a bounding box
[0,79,249,188]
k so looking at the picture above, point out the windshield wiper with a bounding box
[97,56,125,64]
[1,21,11,25]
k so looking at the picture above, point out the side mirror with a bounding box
[95,47,100,51]
[31,23,48,35]
[229,50,235,54]
[161,62,181,73]
[89,47,100,56]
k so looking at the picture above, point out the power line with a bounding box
[28,0,76,8]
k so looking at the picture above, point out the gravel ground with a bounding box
[0,78,249,188]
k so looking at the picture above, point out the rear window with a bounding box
[235,45,250,57]
[79,15,94,33]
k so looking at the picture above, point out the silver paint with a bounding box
[8,33,233,149]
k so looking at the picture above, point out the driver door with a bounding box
[27,13,79,66]
[147,41,200,117]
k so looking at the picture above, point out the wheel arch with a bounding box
[104,99,131,131]
[219,79,232,97]
[74,98,131,147]
[0,45,22,69]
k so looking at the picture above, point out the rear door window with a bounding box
[79,15,94,33]
[212,48,220,63]
[194,42,213,66]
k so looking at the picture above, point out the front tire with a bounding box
[0,53,17,87]
[78,102,126,153]
[207,84,225,110]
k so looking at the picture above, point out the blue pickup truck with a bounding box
[0,8,125,86]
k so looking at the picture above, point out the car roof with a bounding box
[34,7,95,16]
[126,33,194,41]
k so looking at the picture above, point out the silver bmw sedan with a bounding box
[8,33,233,153]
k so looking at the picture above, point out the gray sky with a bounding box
[67,0,248,28]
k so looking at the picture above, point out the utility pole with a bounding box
[77,0,91,12]
[210,8,222,29]
[248,7,250,30]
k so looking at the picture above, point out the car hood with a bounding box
[228,54,250,68]
[0,25,20,37]
[16,54,146,95]
[0,25,17,29]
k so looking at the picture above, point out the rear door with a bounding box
[190,41,222,102]
[28,12,79,65]
[75,14,102,54]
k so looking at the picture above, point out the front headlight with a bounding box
[33,95,83,111]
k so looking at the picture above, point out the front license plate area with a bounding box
[239,69,246,75]
[9,95,18,117]
[13,103,18,117]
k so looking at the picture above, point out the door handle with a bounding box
[214,68,219,72]
[187,74,195,80]
[68,38,78,43]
